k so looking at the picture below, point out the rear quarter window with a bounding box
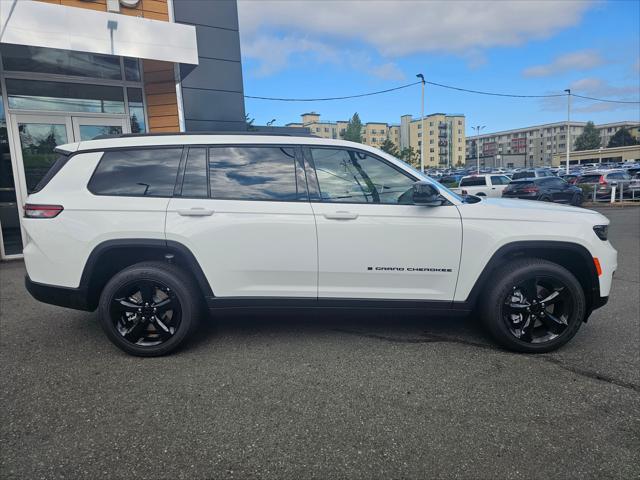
[88,148,183,197]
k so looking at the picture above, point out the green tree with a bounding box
[343,112,363,143]
[380,139,399,157]
[607,127,638,148]
[574,121,601,151]
[399,147,419,168]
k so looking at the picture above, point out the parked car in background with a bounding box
[438,174,464,188]
[511,169,554,181]
[502,177,583,205]
[560,173,580,185]
[451,174,512,197]
[576,170,633,199]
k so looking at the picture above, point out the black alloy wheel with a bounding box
[480,258,585,353]
[110,280,181,347]
[502,276,572,344]
[98,261,201,356]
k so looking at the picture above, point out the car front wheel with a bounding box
[480,258,586,353]
[98,261,202,356]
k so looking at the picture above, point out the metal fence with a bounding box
[579,183,640,204]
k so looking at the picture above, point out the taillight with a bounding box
[24,204,64,219]
[599,175,607,185]
[520,186,539,193]
[461,189,468,195]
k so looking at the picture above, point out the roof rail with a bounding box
[91,131,317,140]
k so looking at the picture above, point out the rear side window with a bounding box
[512,171,533,180]
[208,146,302,201]
[578,175,600,184]
[89,148,182,197]
[460,176,486,187]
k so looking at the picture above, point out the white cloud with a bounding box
[541,77,640,113]
[522,50,605,77]
[239,0,594,57]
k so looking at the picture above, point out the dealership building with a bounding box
[0,0,245,259]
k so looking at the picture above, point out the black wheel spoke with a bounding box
[139,282,155,304]
[124,319,148,343]
[520,277,539,302]
[154,297,175,316]
[539,287,564,305]
[114,297,141,313]
[544,311,567,327]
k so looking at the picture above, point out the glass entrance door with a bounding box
[2,113,128,257]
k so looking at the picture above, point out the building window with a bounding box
[127,88,146,133]
[429,139,434,144]
[6,79,125,113]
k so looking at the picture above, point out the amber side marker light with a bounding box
[24,204,64,219]
[593,257,602,276]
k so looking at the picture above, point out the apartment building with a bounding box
[407,113,466,168]
[466,121,638,168]
[287,112,466,168]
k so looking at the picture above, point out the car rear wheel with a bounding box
[480,258,585,353]
[98,261,202,356]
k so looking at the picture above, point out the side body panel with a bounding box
[165,198,318,297]
[311,202,463,300]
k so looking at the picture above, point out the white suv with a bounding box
[451,174,512,198]
[23,134,617,356]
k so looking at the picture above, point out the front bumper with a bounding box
[25,275,93,311]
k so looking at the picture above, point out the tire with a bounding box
[479,258,586,353]
[98,261,203,356]
[571,193,583,206]
[541,196,552,202]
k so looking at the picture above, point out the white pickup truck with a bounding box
[451,174,512,198]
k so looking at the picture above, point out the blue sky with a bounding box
[238,0,640,135]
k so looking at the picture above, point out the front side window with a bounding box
[208,146,301,201]
[89,148,182,197]
[310,148,415,204]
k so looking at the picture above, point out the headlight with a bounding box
[593,225,608,241]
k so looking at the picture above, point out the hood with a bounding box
[457,197,608,225]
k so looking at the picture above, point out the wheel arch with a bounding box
[461,241,600,318]
[80,239,213,311]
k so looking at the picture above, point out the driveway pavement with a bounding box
[1,206,638,479]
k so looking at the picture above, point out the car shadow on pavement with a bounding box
[184,308,493,353]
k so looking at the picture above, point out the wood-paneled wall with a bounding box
[35,0,180,132]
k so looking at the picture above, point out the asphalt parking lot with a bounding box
[1,206,638,480]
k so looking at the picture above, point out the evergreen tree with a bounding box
[343,113,363,143]
[607,127,638,148]
[574,121,601,151]
[380,139,399,157]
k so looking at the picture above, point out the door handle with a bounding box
[177,208,214,216]
[323,211,359,220]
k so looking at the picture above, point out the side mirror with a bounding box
[412,181,442,206]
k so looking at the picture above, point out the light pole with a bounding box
[599,146,603,164]
[472,125,485,174]
[565,89,571,174]
[416,73,425,173]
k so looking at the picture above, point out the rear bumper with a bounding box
[25,275,93,311]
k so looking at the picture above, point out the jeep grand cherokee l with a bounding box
[23,134,617,356]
